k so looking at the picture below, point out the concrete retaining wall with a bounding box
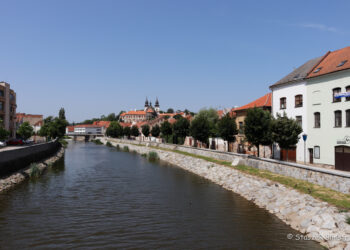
[0,140,61,177]
[108,138,350,194]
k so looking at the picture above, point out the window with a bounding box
[335,110,342,127]
[280,97,286,109]
[10,94,14,101]
[333,88,341,102]
[346,110,350,127]
[239,122,244,134]
[314,67,322,73]
[314,146,320,159]
[295,95,303,107]
[0,90,3,97]
[337,60,348,67]
[295,116,302,127]
[314,112,320,128]
[346,86,350,102]
[0,102,3,111]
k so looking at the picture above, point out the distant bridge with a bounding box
[66,133,104,142]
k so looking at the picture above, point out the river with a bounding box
[0,142,321,249]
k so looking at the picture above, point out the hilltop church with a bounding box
[119,98,160,123]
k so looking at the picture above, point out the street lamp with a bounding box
[302,134,307,164]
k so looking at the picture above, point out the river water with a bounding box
[0,142,321,249]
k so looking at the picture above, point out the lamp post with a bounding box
[302,134,307,164]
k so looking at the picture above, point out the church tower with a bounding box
[155,97,160,113]
[144,97,149,111]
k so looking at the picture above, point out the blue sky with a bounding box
[0,0,349,122]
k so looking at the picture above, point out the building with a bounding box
[305,46,350,170]
[0,81,16,137]
[72,125,103,135]
[233,93,272,156]
[16,113,43,133]
[119,98,160,124]
[270,56,324,162]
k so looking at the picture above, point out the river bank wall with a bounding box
[0,143,65,193]
[103,137,350,250]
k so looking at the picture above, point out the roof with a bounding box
[74,124,102,128]
[67,126,75,132]
[234,93,272,112]
[120,122,132,128]
[307,46,350,78]
[270,56,324,88]
[120,110,146,116]
[92,121,111,128]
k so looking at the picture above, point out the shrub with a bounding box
[123,146,129,152]
[346,216,350,225]
[29,164,42,178]
[106,141,113,147]
[147,151,159,161]
[141,153,147,157]
[116,144,120,150]
[59,138,68,148]
[93,139,103,145]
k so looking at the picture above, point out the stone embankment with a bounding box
[102,138,350,250]
[0,146,65,193]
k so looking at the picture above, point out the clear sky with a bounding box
[1,0,349,123]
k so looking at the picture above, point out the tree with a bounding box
[173,114,182,120]
[151,124,160,137]
[131,125,140,137]
[217,114,238,152]
[190,115,210,147]
[106,113,117,121]
[0,127,9,141]
[160,121,172,142]
[271,113,303,161]
[142,124,150,137]
[244,107,273,157]
[39,113,68,140]
[17,122,34,140]
[59,108,66,120]
[106,121,123,138]
[123,126,131,139]
[196,108,219,137]
[173,117,190,144]
[167,108,174,113]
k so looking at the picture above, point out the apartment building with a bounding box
[0,81,17,137]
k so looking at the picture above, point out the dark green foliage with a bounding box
[167,108,174,113]
[346,216,350,225]
[106,141,113,147]
[147,151,159,161]
[17,122,34,140]
[173,117,190,144]
[244,107,273,157]
[106,121,123,138]
[190,115,211,146]
[39,112,68,140]
[59,138,68,148]
[142,124,150,137]
[217,114,238,151]
[271,113,303,160]
[93,139,103,145]
[173,114,182,120]
[151,124,160,137]
[59,108,66,120]
[123,126,131,138]
[160,121,172,142]
[131,125,140,137]
[0,126,10,141]
[123,146,129,152]
[29,164,42,179]
[116,144,120,150]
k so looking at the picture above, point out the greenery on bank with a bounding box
[106,141,113,147]
[92,139,103,145]
[147,151,159,161]
[29,164,42,179]
[59,138,68,148]
[123,146,129,152]
[144,145,350,210]
[39,108,69,140]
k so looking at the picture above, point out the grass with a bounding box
[29,164,42,179]
[92,139,103,145]
[106,141,113,147]
[147,151,159,161]
[123,146,129,152]
[148,145,350,210]
[59,138,68,148]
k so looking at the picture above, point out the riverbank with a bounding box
[102,137,350,249]
[0,146,65,193]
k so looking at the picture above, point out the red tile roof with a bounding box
[234,93,272,112]
[307,46,350,78]
[120,110,146,116]
[67,126,75,132]
[120,122,132,128]
[92,121,111,128]
[74,124,102,128]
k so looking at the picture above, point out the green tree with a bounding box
[173,117,190,144]
[106,113,117,121]
[0,127,10,141]
[123,126,131,139]
[167,108,174,113]
[17,122,34,140]
[131,125,140,137]
[244,107,273,157]
[217,114,238,152]
[160,121,172,143]
[39,116,67,140]
[190,115,211,147]
[106,121,123,138]
[196,108,219,137]
[271,113,302,161]
[142,124,150,137]
[59,108,66,120]
[151,124,160,137]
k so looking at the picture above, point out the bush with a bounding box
[93,139,103,145]
[123,146,129,152]
[59,138,68,148]
[116,144,120,150]
[147,151,159,161]
[141,153,147,157]
[346,216,350,225]
[106,141,113,147]
[29,164,42,178]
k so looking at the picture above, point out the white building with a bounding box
[73,125,102,134]
[270,56,323,163]
[306,47,350,170]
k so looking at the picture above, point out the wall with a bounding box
[271,80,308,163]
[307,70,350,166]
[108,138,350,194]
[0,140,61,176]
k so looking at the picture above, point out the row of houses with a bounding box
[206,46,349,171]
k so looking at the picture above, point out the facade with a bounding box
[306,47,350,170]
[73,125,102,134]
[16,113,43,133]
[0,81,17,137]
[270,56,323,163]
[119,98,160,124]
